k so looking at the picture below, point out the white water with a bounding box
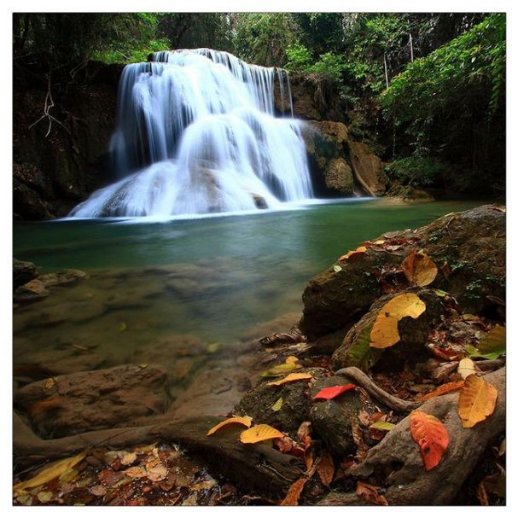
[70,49,313,218]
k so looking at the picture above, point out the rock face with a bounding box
[348,140,387,196]
[15,364,169,438]
[13,61,122,219]
[300,205,506,344]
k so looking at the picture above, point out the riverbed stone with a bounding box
[309,375,361,457]
[14,279,50,303]
[13,258,39,289]
[15,364,169,438]
[234,367,328,434]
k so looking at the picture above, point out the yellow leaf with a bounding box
[458,374,498,428]
[260,356,301,377]
[271,397,284,412]
[338,246,367,262]
[401,250,438,286]
[13,452,86,492]
[370,293,426,349]
[370,421,395,431]
[266,372,313,387]
[240,424,285,444]
[458,358,476,380]
[207,416,252,436]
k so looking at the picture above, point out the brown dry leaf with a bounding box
[356,481,389,506]
[370,293,426,348]
[280,477,308,506]
[13,452,86,492]
[401,250,438,286]
[90,485,107,497]
[120,452,137,466]
[304,448,314,473]
[43,378,56,390]
[316,452,335,487]
[338,245,367,262]
[351,419,369,462]
[297,421,313,450]
[207,415,252,436]
[266,372,313,387]
[418,380,465,402]
[124,466,148,479]
[476,481,489,506]
[458,374,498,428]
[458,358,476,380]
[239,424,284,444]
[146,463,168,482]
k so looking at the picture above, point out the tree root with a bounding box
[335,366,418,412]
[14,414,302,497]
[347,367,505,506]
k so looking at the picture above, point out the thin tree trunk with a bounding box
[383,53,389,88]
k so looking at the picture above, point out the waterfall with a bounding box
[70,49,313,218]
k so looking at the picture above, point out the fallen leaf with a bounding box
[344,324,382,372]
[207,416,252,436]
[120,452,137,466]
[297,421,312,450]
[356,481,389,506]
[146,462,168,482]
[313,384,356,400]
[124,466,148,479]
[316,452,335,486]
[260,356,302,377]
[280,478,308,506]
[417,380,465,402]
[333,264,342,273]
[338,246,367,262]
[458,374,498,428]
[13,452,86,491]
[458,358,476,379]
[401,250,438,286]
[266,372,313,387]
[433,289,449,297]
[90,485,107,497]
[271,397,284,412]
[426,344,461,361]
[409,411,449,471]
[370,293,426,348]
[304,448,314,473]
[476,481,489,506]
[240,424,284,444]
[470,325,506,360]
[37,491,54,504]
[370,421,395,431]
[43,378,56,390]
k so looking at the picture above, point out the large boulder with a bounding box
[300,205,505,343]
[14,364,169,438]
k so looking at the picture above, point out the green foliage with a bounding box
[284,44,344,80]
[385,157,446,187]
[284,43,313,71]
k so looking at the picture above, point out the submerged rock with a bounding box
[15,364,169,438]
[13,258,39,289]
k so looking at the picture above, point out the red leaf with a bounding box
[409,411,449,471]
[313,384,356,401]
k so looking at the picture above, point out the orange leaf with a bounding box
[239,424,284,444]
[370,293,426,348]
[356,481,389,506]
[297,421,312,450]
[207,416,252,436]
[338,246,367,262]
[418,380,465,402]
[458,374,498,428]
[280,478,308,506]
[266,372,313,387]
[317,452,335,486]
[401,250,438,286]
[409,410,449,471]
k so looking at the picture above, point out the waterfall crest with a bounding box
[70,49,313,218]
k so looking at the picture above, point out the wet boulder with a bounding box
[347,140,387,196]
[15,364,169,438]
[13,258,39,289]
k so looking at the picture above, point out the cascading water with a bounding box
[70,49,313,218]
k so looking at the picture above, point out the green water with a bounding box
[13,199,483,379]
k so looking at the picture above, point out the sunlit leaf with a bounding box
[471,325,506,360]
[260,356,302,377]
[316,452,335,486]
[369,421,395,431]
[240,424,285,444]
[271,397,284,412]
[207,416,252,436]
[417,380,465,402]
[401,250,438,286]
[266,372,313,387]
[338,246,367,262]
[13,452,86,492]
[458,374,498,428]
[280,477,308,506]
[344,324,382,371]
[458,358,476,379]
[313,384,356,400]
[409,411,449,471]
[370,293,426,348]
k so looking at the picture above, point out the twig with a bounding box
[335,367,418,412]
